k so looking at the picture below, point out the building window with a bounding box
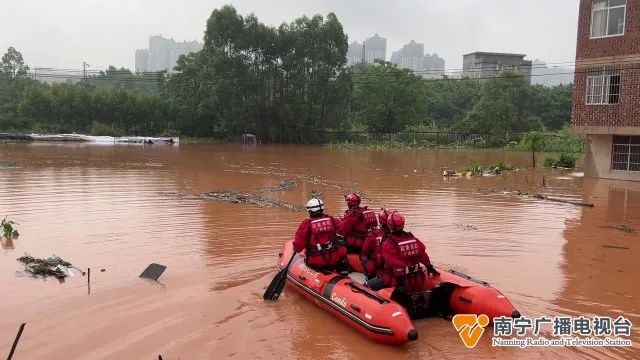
[591,0,626,38]
[586,66,621,104]
[611,136,640,171]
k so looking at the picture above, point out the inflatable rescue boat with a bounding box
[277,241,520,345]
[346,254,521,323]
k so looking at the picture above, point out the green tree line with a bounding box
[1,5,574,144]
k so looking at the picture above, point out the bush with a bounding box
[543,157,558,168]
[461,161,483,175]
[89,121,119,136]
[543,153,577,168]
[489,162,516,173]
[557,153,577,168]
[1,217,19,239]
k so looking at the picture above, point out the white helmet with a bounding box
[305,198,324,212]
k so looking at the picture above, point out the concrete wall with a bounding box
[584,134,640,181]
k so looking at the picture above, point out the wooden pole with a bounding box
[7,323,26,360]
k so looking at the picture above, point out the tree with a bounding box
[528,84,573,130]
[1,47,28,79]
[454,70,542,145]
[350,61,425,133]
[521,131,546,168]
[166,5,350,142]
[424,76,481,128]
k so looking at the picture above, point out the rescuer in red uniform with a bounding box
[381,211,439,293]
[293,198,347,270]
[339,193,378,253]
[362,209,393,285]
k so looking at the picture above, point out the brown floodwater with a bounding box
[0,143,638,359]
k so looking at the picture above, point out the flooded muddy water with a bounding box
[0,143,638,359]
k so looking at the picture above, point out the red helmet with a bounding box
[387,211,405,231]
[378,209,393,225]
[345,193,361,208]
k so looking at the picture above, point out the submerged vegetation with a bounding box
[543,154,578,168]
[1,217,19,239]
[458,161,516,176]
[1,6,576,149]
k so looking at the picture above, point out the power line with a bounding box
[25,56,640,86]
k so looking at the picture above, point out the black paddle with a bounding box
[263,253,296,301]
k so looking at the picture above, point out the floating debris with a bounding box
[256,180,298,193]
[442,170,461,177]
[225,163,379,204]
[199,190,303,211]
[140,263,166,281]
[476,188,594,207]
[0,162,18,168]
[530,194,594,207]
[602,244,630,250]
[601,224,636,234]
[17,254,73,279]
[454,223,478,231]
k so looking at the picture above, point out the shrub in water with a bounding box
[1,217,19,239]
[543,154,577,168]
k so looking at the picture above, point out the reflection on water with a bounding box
[0,143,638,359]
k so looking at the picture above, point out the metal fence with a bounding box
[320,131,488,144]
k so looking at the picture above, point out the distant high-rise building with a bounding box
[135,49,149,73]
[136,35,203,73]
[423,53,445,77]
[347,41,363,65]
[462,52,532,84]
[363,34,387,63]
[347,34,387,65]
[389,41,445,77]
[391,40,424,72]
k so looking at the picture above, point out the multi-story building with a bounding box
[347,41,364,65]
[390,41,446,77]
[346,34,387,65]
[391,40,425,72]
[572,0,639,181]
[135,49,149,73]
[363,34,387,64]
[462,52,533,84]
[136,35,203,73]
[423,53,446,78]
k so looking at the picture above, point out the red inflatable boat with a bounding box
[278,242,418,345]
[278,241,520,345]
[346,254,521,323]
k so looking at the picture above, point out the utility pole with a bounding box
[82,61,90,81]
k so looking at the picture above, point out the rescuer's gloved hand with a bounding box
[426,264,440,277]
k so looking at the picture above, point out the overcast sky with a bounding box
[0,0,580,72]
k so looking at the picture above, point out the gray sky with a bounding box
[1,0,579,72]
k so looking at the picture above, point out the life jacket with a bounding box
[346,207,377,236]
[304,215,346,269]
[307,216,339,255]
[362,209,378,229]
[385,232,427,292]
